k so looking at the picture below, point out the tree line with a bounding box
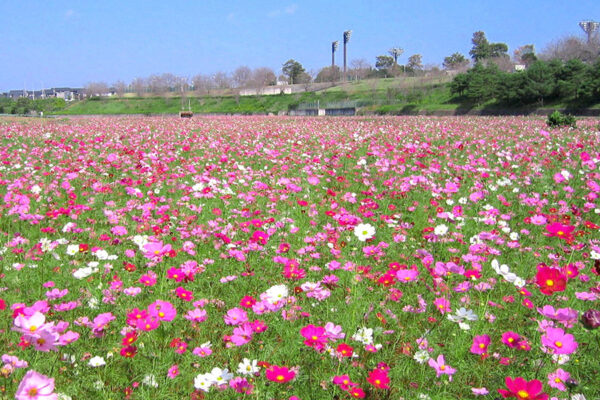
[448,30,600,107]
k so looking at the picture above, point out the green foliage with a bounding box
[546,110,576,128]
[469,31,508,62]
[450,58,600,108]
[443,53,468,70]
[375,55,395,71]
[281,59,306,85]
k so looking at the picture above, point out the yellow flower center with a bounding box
[158,312,164,318]
[29,325,37,332]
[276,375,285,381]
[546,279,554,287]
[440,365,446,371]
[508,337,514,343]
[479,343,486,349]
[555,341,563,348]
[517,390,530,399]
[555,378,562,383]
[28,388,38,396]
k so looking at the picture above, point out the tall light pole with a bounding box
[579,20,599,44]
[343,30,352,81]
[331,41,339,82]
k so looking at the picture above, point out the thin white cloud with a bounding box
[268,4,297,18]
[284,4,297,14]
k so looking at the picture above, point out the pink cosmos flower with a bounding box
[229,376,253,394]
[265,365,295,383]
[428,354,456,381]
[143,241,172,259]
[396,269,419,282]
[15,370,57,400]
[547,368,570,391]
[148,300,176,322]
[223,307,248,326]
[231,323,254,346]
[497,376,548,400]
[333,375,357,391]
[192,346,213,357]
[470,334,490,354]
[184,308,207,323]
[300,324,328,350]
[541,327,578,354]
[433,297,451,315]
[111,226,128,236]
[167,364,179,379]
[502,331,522,348]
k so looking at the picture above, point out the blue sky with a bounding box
[1,0,599,91]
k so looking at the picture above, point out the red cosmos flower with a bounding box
[348,387,366,398]
[265,365,295,383]
[336,343,354,358]
[367,368,390,389]
[497,376,548,400]
[544,223,575,242]
[535,267,567,296]
[239,295,256,308]
[120,345,137,358]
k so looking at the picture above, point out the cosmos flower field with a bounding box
[1,115,600,400]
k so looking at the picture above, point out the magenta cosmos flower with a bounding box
[15,370,58,400]
[470,334,490,354]
[541,327,578,354]
[497,376,548,400]
[300,324,328,350]
[265,365,295,383]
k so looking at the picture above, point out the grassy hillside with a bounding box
[52,74,600,116]
[55,76,457,115]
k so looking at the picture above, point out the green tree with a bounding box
[443,53,469,70]
[469,31,490,62]
[524,60,558,105]
[557,59,589,100]
[282,59,306,84]
[375,55,395,70]
[406,54,423,72]
[469,31,509,62]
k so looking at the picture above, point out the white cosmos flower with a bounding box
[264,284,288,304]
[88,356,106,367]
[413,350,430,364]
[354,223,375,242]
[209,368,233,385]
[237,358,259,375]
[66,244,79,256]
[194,373,216,392]
[434,224,448,236]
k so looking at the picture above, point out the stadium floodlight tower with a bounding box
[343,30,352,81]
[331,41,339,70]
[389,47,404,66]
[579,20,599,44]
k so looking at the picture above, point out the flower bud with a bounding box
[581,309,600,329]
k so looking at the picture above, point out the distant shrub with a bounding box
[546,110,576,128]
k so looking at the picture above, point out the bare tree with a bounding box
[350,58,371,80]
[131,77,147,96]
[540,35,600,63]
[191,74,215,95]
[113,80,128,97]
[213,71,231,89]
[250,67,277,88]
[84,81,109,97]
[232,66,252,88]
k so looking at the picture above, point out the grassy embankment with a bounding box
[53,75,600,116]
